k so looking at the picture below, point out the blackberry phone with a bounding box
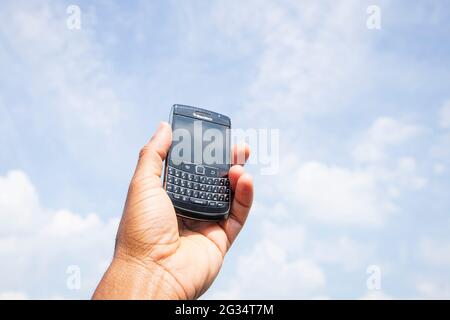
[163,104,231,221]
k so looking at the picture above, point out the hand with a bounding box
[93,122,254,299]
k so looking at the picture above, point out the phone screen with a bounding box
[171,114,230,176]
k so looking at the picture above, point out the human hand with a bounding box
[93,122,253,299]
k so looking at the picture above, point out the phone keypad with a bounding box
[166,165,230,208]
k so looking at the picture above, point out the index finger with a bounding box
[232,143,250,166]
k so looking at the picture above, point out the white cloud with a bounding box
[395,157,427,190]
[419,239,450,267]
[0,1,122,135]
[0,0,447,301]
[0,170,42,235]
[287,161,395,227]
[211,1,376,124]
[431,132,450,160]
[0,291,28,300]
[256,116,426,228]
[416,280,450,299]
[311,236,371,272]
[214,244,326,299]
[433,163,446,175]
[210,211,377,298]
[260,220,306,253]
[43,210,102,237]
[0,170,118,298]
[250,201,292,221]
[438,100,450,129]
[353,117,423,163]
[359,290,391,300]
[210,221,325,299]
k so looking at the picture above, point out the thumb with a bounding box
[134,121,172,181]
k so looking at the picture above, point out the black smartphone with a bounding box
[163,104,231,221]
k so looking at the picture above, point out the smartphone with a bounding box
[163,104,231,221]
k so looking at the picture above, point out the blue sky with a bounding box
[0,0,450,299]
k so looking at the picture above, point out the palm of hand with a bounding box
[114,123,252,299]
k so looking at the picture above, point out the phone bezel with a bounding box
[164,104,232,221]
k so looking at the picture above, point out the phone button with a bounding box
[195,166,205,175]
[173,194,182,201]
[182,163,194,173]
[190,198,207,206]
[208,201,217,207]
[216,202,226,208]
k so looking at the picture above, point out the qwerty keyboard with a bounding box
[165,164,230,209]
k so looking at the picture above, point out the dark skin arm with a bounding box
[93,122,253,299]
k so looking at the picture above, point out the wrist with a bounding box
[92,255,185,300]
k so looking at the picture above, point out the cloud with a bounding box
[288,161,395,226]
[394,157,427,190]
[209,217,372,299]
[359,290,391,300]
[439,100,450,129]
[0,170,42,235]
[0,1,136,220]
[0,1,121,134]
[0,0,448,300]
[433,163,446,175]
[43,210,103,237]
[0,170,118,299]
[416,280,450,299]
[419,238,450,267]
[0,291,28,300]
[353,117,423,164]
[311,236,372,272]
[209,206,379,299]
[254,115,427,231]
[431,132,450,160]
[210,221,325,299]
[209,0,376,125]
[224,113,429,298]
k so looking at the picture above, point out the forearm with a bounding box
[92,257,182,300]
